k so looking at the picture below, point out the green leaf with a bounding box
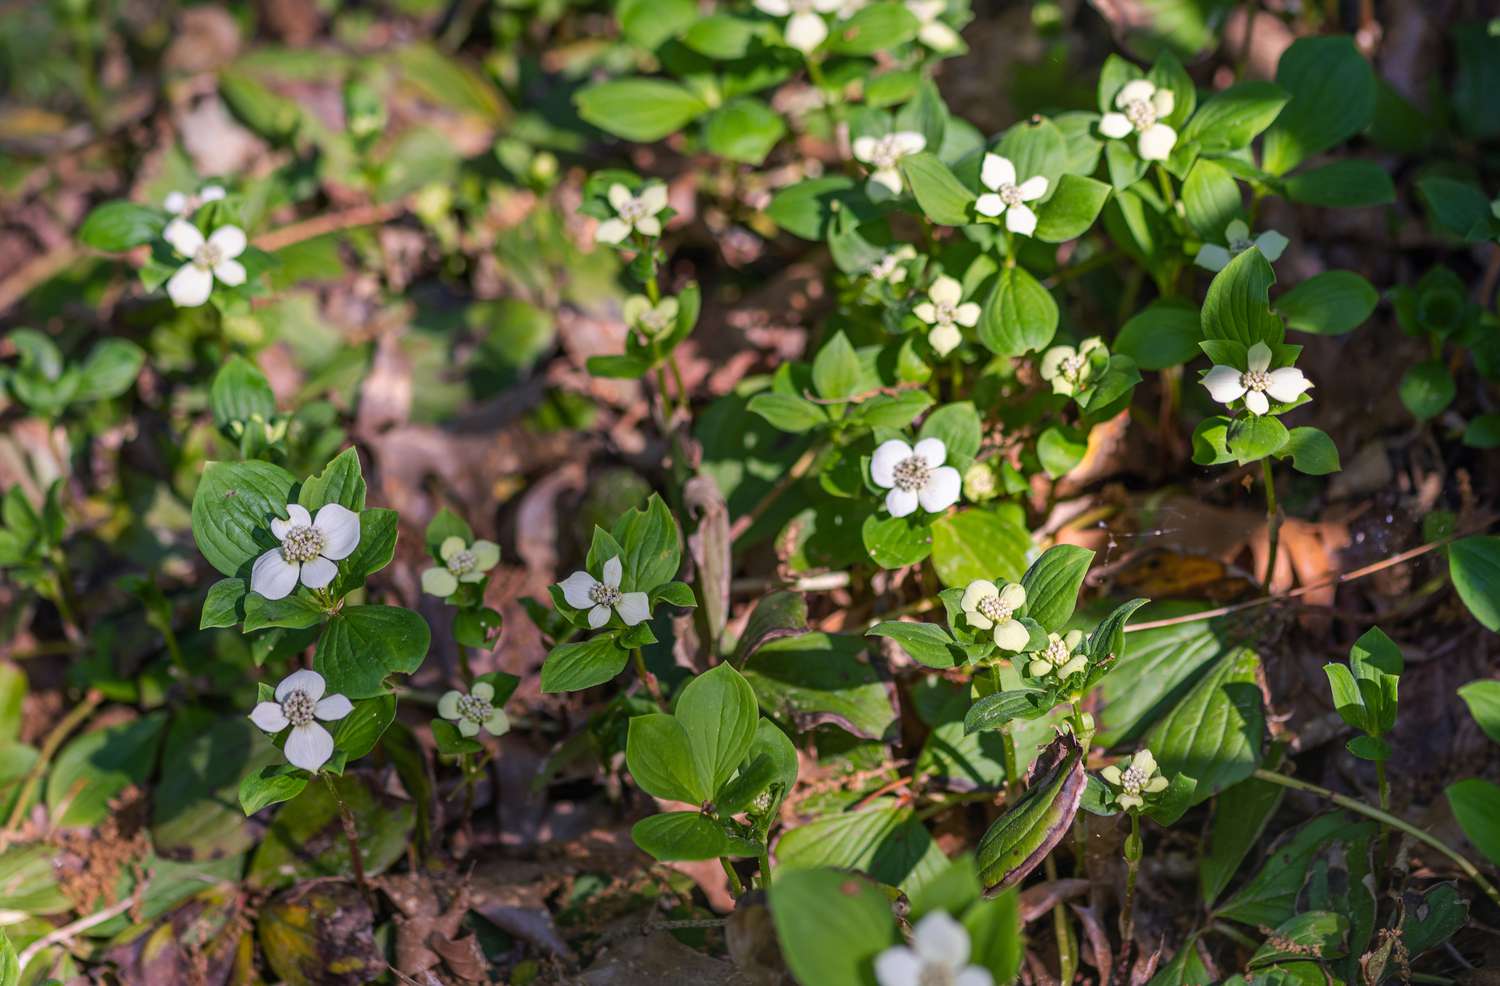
[677,663,759,796]
[1020,545,1094,633]
[994,116,1068,191]
[78,201,168,251]
[682,13,756,58]
[1284,161,1395,207]
[1180,81,1288,153]
[1464,414,1500,449]
[611,492,681,592]
[576,78,709,141]
[770,869,898,986]
[861,511,934,570]
[978,266,1058,356]
[1201,247,1283,347]
[743,632,896,741]
[813,332,863,400]
[331,508,398,597]
[1399,360,1455,420]
[826,2,920,54]
[1182,159,1242,240]
[1458,679,1500,744]
[210,354,276,427]
[540,635,630,692]
[1450,536,1500,632]
[900,153,976,226]
[930,508,1029,588]
[632,811,729,861]
[976,734,1086,894]
[423,507,474,557]
[298,446,367,513]
[1445,779,1500,866]
[1037,425,1087,479]
[748,392,828,431]
[332,694,396,764]
[1263,36,1376,176]
[1400,883,1470,957]
[963,689,1050,734]
[703,98,786,165]
[917,401,983,470]
[1249,912,1349,968]
[243,589,326,632]
[1419,176,1499,241]
[1191,415,1235,466]
[1114,298,1202,370]
[1227,414,1289,464]
[190,460,298,577]
[248,774,413,887]
[1200,771,1285,906]
[1033,174,1111,242]
[1274,426,1340,476]
[238,764,309,815]
[1277,271,1378,336]
[868,621,962,669]
[767,176,878,240]
[48,712,167,827]
[1146,647,1263,807]
[314,604,431,699]
[1217,812,1376,925]
[200,577,247,629]
[74,339,144,402]
[626,713,704,803]
[1323,663,1368,733]
[219,68,302,141]
[776,803,945,893]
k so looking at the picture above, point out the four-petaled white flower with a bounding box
[1195,219,1289,272]
[1100,749,1170,811]
[875,911,994,986]
[163,218,248,308]
[906,0,963,52]
[1098,79,1177,161]
[913,275,980,356]
[852,131,927,196]
[595,184,669,245]
[249,669,353,772]
[870,437,961,518]
[251,502,361,600]
[1039,337,1106,396]
[422,536,500,597]
[438,681,510,738]
[975,154,1049,236]
[164,184,225,215]
[624,294,680,337]
[560,556,651,629]
[755,0,842,52]
[867,245,916,284]
[1027,630,1087,680]
[1201,341,1313,416]
[960,580,1028,651]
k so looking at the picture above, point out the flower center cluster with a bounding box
[1124,98,1157,131]
[282,689,316,726]
[892,455,932,492]
[997,182,1024,207]
[617,197,652,222]
[193,242,224,269]
[639,307,674,333]
[1060,354,1087,380]
[869,254,900,280]
[447,549,477,576]
[457,692,493,724]
[1228,234,1255,253]
[1240,369,1271,393]
[1044,636,1071,665]
[867,135,907,168]
[281,524,326,563]
[1120,764,1148,794]
[976,594,1012,624]
[918,966,955,986]
[589,582,622,607]
[930,300,958,325]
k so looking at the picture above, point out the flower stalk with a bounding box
[322,773,373,905]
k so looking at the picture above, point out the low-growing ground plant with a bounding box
[0,0,1498,984]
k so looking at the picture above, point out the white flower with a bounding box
[249,669,353,772]
[875,911,994,986]
[913,275,980,356]
[624,295,680,337]
[1200,341,1313,416]
[836,0,868,17]
[906,0,963,52]
[1100,749,1170,811]
[755,0,843,52]
[164,184,226,215]
[1194,219,1290,272]
[867,245,917,283]
[870,437,961,518]
[960,580,1028,651]
[1098,79,1177,161]
[595,184,669,245]
[1027,629,1087,679]
[250,502,361,601]
[559,555,652,629]
[163,219,248,307]
[974,154,1049,235]
[1039,337,1106,396]
[422,536,500,597]
[852,131,927,196]
[438,680,510,738]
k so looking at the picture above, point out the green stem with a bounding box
[1120,812,1141,946]
[1000,718,1021,798]
[1153,163,1177,206]
[1211,920,1261,951]
[321,773,373,904]
[1261,457,1280,591]
[1251,768,1500,909]
[6,689,103,833]
[1045,855,1076,985]
[758,851,773,890]
[633,648,666,707]
[720,857,746,897]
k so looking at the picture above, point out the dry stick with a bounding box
[321,774,374,907]
[252,200,408,252]
[1122,526,1487,634]
[4,689,104,834]
[731,442,825,542]
[16,892,139,973]
[1251,768,1500,909]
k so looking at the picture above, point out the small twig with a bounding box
[800,381,925,406]
[321,774,374,907]
[0,244,80,316]
[18,888,140,972]
[253,200,408,252]
[731,441,826,541]
[4,689,104,835]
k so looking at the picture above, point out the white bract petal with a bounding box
[1244,390,1270,415]
[285,723,335,772]
[1115,79,1157,106]
[868,167,904,196]
[912,911,971,967]
[314,503,361,560]
[871,440,913,488]
[560,571,599,609]
[1246,342,1272,373]
[299,555,338,589]
[929,275,963,307]
[278,669,326,703]
[251,549,300,600]
[886,487,919,517]
[602,555,623,588]
[316,694,353,721]
[756,0,791,12]
[1005,203,1038,236]
[953,302,981,327]
[595,218,631,244]
[1266,367,1312,402]
[164,218,206,256]
[164,191,188,214]
[874,946,923,986]
[1016,175,1048,200]
[1201,365,1247,404]
[917,466,961,512]
[249,701,288,733]
[213,259,247,287]
[588,604,612,629]
[974,193,1005,217]
[928,324,962,356]
[1195,244,1232,272]
[1137,123,1177,160]
[616,591,651,626]
[981,153,1015,191]
[1097,112,1133,139]
[438,690,462,719]
[166,263,214,307]
[272,504,313,540]
[785,10,829,50]
[912,437,947,468]
[208,225,247,258]
[1255,230,1289,262]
